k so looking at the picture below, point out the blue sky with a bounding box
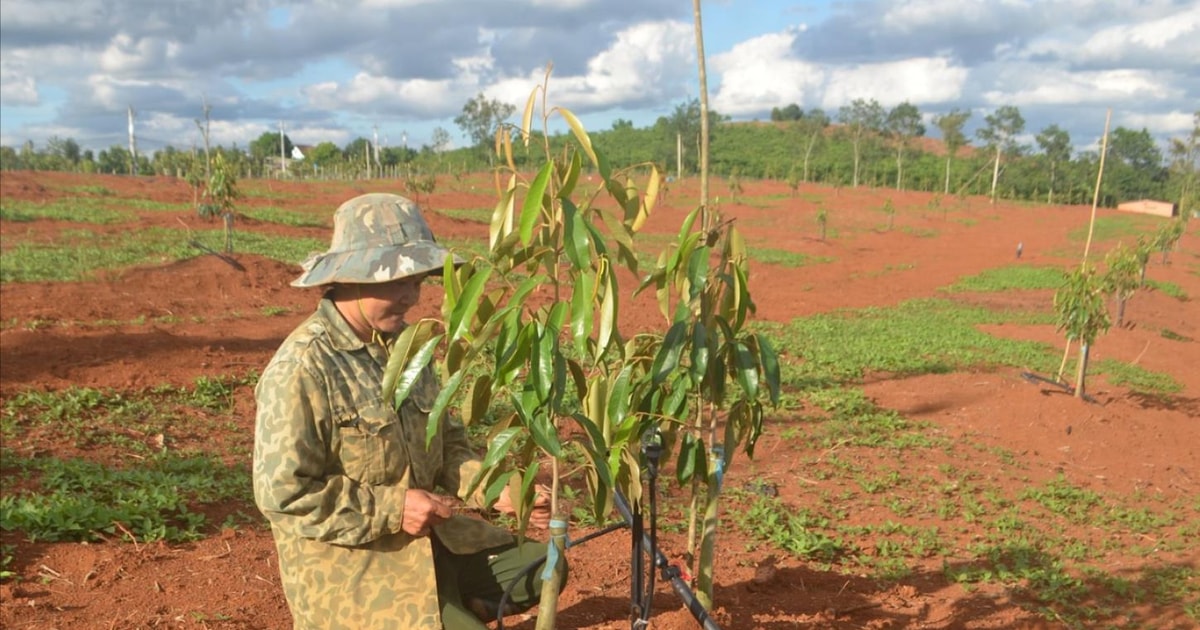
[1,0,1197,157]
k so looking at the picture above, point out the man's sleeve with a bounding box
[253,358,409,546]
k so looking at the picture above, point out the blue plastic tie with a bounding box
[541,518,569,581]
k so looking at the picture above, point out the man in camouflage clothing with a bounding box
[254,193,559,629]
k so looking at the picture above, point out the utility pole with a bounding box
[195,96,212,179]
[127,106,138,176]
[280,120,287,175]
[373,124,381,172]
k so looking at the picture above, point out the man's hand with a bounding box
[402,489,454,537]
[495,484,552,529]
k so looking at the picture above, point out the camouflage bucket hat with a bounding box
[291,193,463,287]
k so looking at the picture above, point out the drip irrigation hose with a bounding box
[613,490,722,630]
[493,433,720,630]
[1020,371,1100,404]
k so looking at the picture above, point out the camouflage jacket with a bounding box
[253,298,512,629]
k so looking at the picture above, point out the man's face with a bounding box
[352,273,427,334]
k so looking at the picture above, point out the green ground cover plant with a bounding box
[747,246,835,268]
[0,227,325,282]
[1066,215,1163,244]
[241,205,329,227]
[0,375,260,544]
[757,298,1058,387]
[434,207,493,223]
[943,265,1067,292]
[0,199,132,223]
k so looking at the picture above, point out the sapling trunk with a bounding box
[695,449,722,609]
[534,519,567,630]
[1074,344,1090,399]
[686,475,700,568]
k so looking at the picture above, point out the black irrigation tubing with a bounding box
[1021,371,1100,404]
[188,239,246,271]
[613,489,722,630]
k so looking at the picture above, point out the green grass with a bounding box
[0,227,325,282]
[436,207,494,224]
[0,375,260,543]
[1,375,253,453]
[0,452,250,543]
[1146,279,1187,300]
[241,205,329,227]
[1095,359,1184,397]
[943,265,1067,293]
[0,199,131,224]
[748,247,835,268]
[756,298,1058,387]
[1067,215,1163,243]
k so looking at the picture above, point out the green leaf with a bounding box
[427,368,468,447]
[529,411,563,457]
[481,427,523,470]
[732,339,760,400]
[676,432,702,484]
[461,373,493,427]
[755,332,781,406]
[570,270,596,356]
[392,335,443,409]
[651,321,688,385]
[559,149,582,199]
[489,178,516,250]
[380,319,437,402]
[520,162,553,246]
[447,266,493,344]
[556,107,599,171]
[597,265,618,355]
[562,199,590,269]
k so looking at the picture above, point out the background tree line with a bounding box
[2,97,1196,216]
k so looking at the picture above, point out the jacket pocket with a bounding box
[335,402,404,486]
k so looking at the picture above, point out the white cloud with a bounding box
[984,66,1176,106]
[1022,4,1200,67]
[821,57,969,109]
[99,33,181,74]
[710,29,825,116]
[304,72,462,117]
[547,20,694,109]
[0,67,39,106]
[1121,109,1198,136]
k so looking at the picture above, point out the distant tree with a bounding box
[1108,127,1165,201]
[977,105,1026,204]
[307,141,342,168]
[431,127,452,154]
[838,98,886,187]
[46,136,82,166]
[771,103,803,121]
[1167,111,1199,217]
[797,109,830,183]
[344,137,372,174]
[453,93,515,164]
[1036,125,1072,204]
[249,131,294,171]
[933,109,971,194]
[885,101,925,191]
